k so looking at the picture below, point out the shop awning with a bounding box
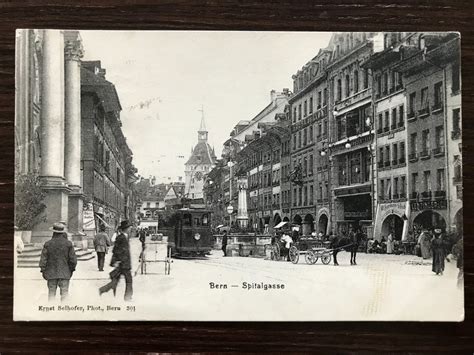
[274,221,288,229]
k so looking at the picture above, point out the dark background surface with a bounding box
[0,1,473,352]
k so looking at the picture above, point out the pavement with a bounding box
[14,237,464,321]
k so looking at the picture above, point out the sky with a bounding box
[80,31,333,183]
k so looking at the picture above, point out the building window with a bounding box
[435,126,445,153]
[420,87,429,110]
[437,169,445,191]
[390,71,396,92]
[452,62,460,93]
[363,69,369,89]
[421,129,430,155]
[423,170,431,192]
[304,186,308,206]
[323,88,327,106]
[304,100,308,117]
[383,72,388,95]
[309,97,313,113]
[354,70,359,93]
[298,187,302,206]
[309,125,313,142]
[386,178,392,199]
[378,113,383,133]
[337,79,342,101]
[293,107,297,123]
[309,185,314,205]
[303,157,308,176]
[318,91,322,108]
[293,135,297,150]
[410,133,417,157]
[116,168,121,183]
[391,108,397,130]
[293,188,297,207]
[345,74,350,97]
[298,104,302,120]
[409,92,416,116]
[400,141,406,163]
[323,120,327,137]
[380,179,385,200]
[411,173,418,194]
[398,105,404,127]
[434,81,443,109]
[309,154,313,175]
[453,108,461,136]
[303,128,307,146]
[401,176,406,198]
[385,145,390,167]
[376,75,382,97]
[298,131,302,148]
[392,143,398,165]
[384,111,390,132]
[393,177,399,198]
[378,147,384,167]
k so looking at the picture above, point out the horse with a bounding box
[329,232,363,265]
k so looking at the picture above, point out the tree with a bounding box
[14,173,46,230]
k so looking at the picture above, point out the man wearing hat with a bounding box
[99,220,133,301]
[39,222,77,302]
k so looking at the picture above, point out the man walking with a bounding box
[39,222,77,302]
[93,226,111,271]
[222,230,228,257]
[99,220,133,301]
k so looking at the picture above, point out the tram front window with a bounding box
[183,213,192,226]
[194,217,201,226]
[202,214,209,226]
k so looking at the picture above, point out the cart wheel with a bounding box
[305,250,318,264]
[289,246,299,264]
[272,243,281,261]
[321,253,332,265]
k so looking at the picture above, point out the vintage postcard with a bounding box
[14,30,463,321]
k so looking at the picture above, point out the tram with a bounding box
[158,202,213,258]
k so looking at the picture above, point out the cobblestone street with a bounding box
[14,237,463,321]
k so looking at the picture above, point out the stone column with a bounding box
[64,31,85,240]
[237,177,249,228]
[34,30,70,242]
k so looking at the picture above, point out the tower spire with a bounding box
[198,105,208,142]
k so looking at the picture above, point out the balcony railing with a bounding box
[418,106,430,118]
[432,102,443,112]
[407,111,416,121]
[384,161,390,167]
[383,126,390,133]
[391,124,397,130]
[392,159,398,166]
[398,121,405,128]
[399,157,406,165]
[410,192,418,200]
[421,191,432,200]
[432,146,445,156]
[434,190,446,199]
[451,130,461,140]
[377,161,384,169]
[420,150,430,159]
[408,152,418,161]
[392,193,399,199]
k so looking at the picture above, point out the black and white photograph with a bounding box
[13,30,463,321]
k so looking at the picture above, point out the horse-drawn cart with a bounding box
[288,238,332,264]
[138,235,172,275]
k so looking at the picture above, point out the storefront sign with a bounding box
[83,202,96,231]
[334,184,370,196]
[410,199,447,211]
[379,201,406,212]
[344,210,370,219]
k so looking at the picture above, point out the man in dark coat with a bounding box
[39,222,77,302]
[222,230,228,257]
[99,220,133,301]
[93,226,111,271]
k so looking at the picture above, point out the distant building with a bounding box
[184,113,216,200]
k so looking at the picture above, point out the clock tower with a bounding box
[184,108,216,201]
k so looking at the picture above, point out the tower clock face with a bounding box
[195,171,203,181]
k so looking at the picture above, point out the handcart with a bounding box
[138,236,172,275]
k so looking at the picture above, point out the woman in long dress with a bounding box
[418,230,431,259]
[386,233,394,254]
[431,230,446,275]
